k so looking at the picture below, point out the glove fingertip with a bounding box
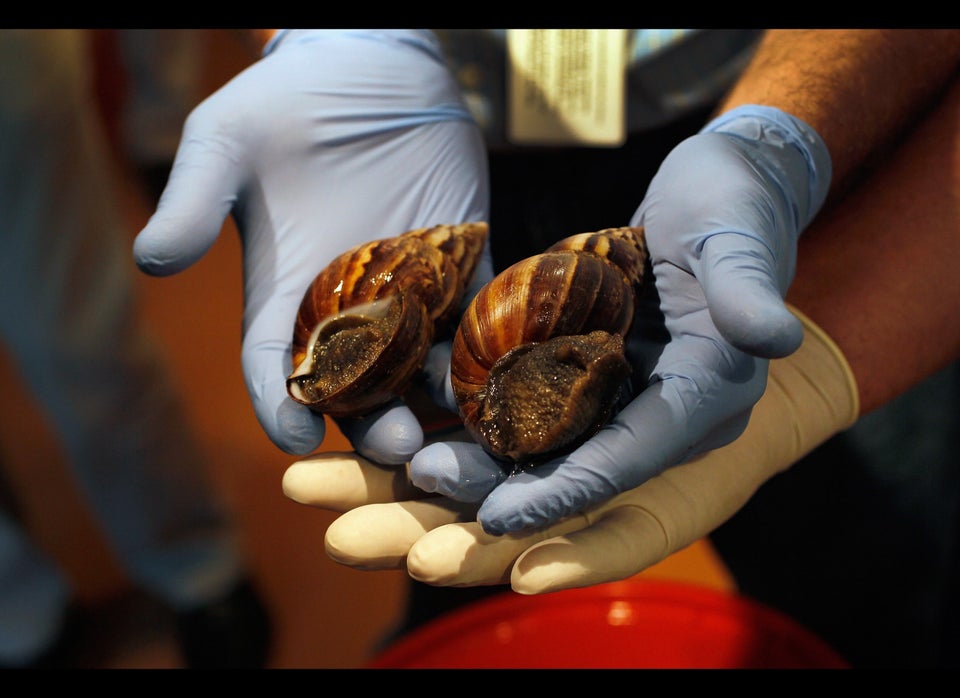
[271,398,327,455]
[410,441,504,502]
[512,559,607,596]
[337,402,424,465]
[510,562,567,595]
[714,298,804,359]
[133,224,200,276]
[134,145,242,276]
[477,497,523,536]
[134,192,229,275]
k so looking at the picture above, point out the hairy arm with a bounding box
[787,70,960,415]
[719,29,960,201]
[719,29,960,413]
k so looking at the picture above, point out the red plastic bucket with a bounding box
[369,579,848,669]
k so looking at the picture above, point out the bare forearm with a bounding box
[719,29,960,201]
[787,74,960,415]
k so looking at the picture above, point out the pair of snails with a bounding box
[286,222,648,467]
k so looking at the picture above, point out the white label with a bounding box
[507,29,627,147]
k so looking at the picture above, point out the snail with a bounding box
[286,222,488,418]
[450,226,648,467]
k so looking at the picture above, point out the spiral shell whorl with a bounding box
[546,225,648,296]
[287,222,487,418]
[451,226,647,464]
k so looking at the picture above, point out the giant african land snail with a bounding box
[287,223,648,467]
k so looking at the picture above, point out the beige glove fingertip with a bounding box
[407,522,512,587]
[325,504,414,569]
[325,499,478,570]
[510,540,589,595]
[282,451,418,511]
[510,507,661,594]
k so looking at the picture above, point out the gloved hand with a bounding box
[284,307,858,592]
[133,30,491,460]
[408,105,833,534]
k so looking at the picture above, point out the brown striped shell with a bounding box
[287,222,487,418]
[451,226,648,465]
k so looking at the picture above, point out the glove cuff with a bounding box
[702,104,833,233]
[773,302,860,446]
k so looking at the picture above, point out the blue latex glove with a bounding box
[133,29,491,461]
[410,105,831,534]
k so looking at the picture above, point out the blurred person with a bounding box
[115,29,205,202]
[134,29,960,667]
[0,29,270,669]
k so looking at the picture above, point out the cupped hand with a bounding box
[408,105,832,534]
[133,30,491,460]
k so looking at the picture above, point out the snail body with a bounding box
[451,226,648,466]
[287,222,487,418]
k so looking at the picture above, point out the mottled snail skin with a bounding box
[286,222,488,418]
[451,226,648,466]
